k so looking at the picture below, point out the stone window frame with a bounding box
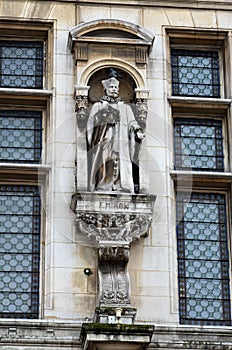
[166,28,228,99]
[0,184,42,319]
[0,20,54,319]
[171,48,221,98]
[172,111,229,173]
[167,28,232,326]
[176,189,231,326]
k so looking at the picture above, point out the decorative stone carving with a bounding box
[98,246,130,305]
[134,88,149,129]
[75,86,90,127]
[135,98,148,129]
[75,95,88,125]
[71,192,156,320]
[71,192,155,240]
[76,212,151,243]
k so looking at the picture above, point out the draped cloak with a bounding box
[87,100,142,193]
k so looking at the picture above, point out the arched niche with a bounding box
[77,58,146,90]
[72,20,153,193]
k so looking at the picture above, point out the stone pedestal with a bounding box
[71,192,156,323]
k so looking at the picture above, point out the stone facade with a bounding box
[1,0,232,349]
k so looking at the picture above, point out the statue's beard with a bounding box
[108,92,119,98]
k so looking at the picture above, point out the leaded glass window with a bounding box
[0,185,40,319]
[176,192,231,325]
[0,110,42,163]
[171,49,220,97]
[0,41,43,89]
[174,118,224,171]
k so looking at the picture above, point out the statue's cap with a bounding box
[102,77,119,90]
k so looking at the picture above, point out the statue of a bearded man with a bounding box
[87,76,145,193]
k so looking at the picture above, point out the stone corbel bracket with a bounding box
[71,192,156,245]
[71,192,156,317]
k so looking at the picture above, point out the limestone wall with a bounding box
[0,0,231,328]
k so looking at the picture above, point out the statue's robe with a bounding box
[87,100,143,193]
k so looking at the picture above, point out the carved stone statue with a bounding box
[87,76,145,193]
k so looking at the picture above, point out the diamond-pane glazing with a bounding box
[0,41,43,88]
[174,118,224,171]
[171,49,220,97]
[176,193,231,325]
[0,111,42,163]
[0,185,40,319]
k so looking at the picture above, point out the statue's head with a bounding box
[102,77,119,98]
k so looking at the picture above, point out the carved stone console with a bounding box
[71,192,156,324]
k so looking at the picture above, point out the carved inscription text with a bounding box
[99,201,130,210]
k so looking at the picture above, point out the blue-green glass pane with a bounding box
[177,193,231,325]
[185,260,221,279]
[0,185,40,319]
[171,50,220,97]
[186,278,222,299]
[174,119,224,171]
[186,299,223,320]
[0,111,42,163]
[0,41,43,89]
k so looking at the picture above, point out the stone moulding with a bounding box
[68,19,154,52]
[80,323,154,350]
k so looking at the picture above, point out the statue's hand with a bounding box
[135,128,145,142]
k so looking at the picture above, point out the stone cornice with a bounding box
[35,0,232,11]
[1,321,232,348]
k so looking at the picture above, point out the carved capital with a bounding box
[75,86,90,127]
[135,98,148,129]
[134,89,150,129]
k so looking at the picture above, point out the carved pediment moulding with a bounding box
[68,19,154,65]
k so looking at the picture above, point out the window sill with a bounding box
[0,88,53,106]
[0,163,51,184]
[0,88,53,97]
[170,170,232,189]
[168,96,231,108]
